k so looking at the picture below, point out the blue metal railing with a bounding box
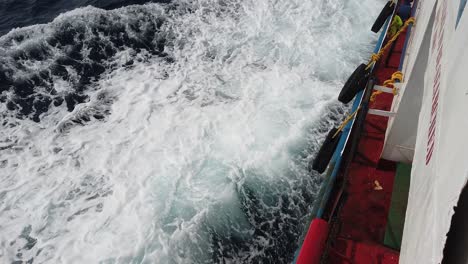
[292,14,394,264]
[399,0,419,71]
[315,14,392,219]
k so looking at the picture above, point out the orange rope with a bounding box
[366,17,415,70]
[370,71,403,102]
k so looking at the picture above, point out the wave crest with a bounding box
[0,5,170,122]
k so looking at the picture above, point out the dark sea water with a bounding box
[0,0,170,36]
[0,0,176,123]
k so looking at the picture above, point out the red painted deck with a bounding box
[325,20,411,264]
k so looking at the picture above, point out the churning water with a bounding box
[0,0,382,263]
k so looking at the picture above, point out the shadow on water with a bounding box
[205,102,347,263]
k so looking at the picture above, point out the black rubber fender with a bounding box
[371,1,395,33]
[338,63,370,104]
[312,127,342,174]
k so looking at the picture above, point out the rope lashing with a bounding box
[383,71,403,94]
[370,90,383,102]
[370,71,404,102]
[333,106,361,138]
[366,17,415,70]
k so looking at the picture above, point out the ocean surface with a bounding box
[0,0,382,263]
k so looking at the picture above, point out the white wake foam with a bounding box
[0,0,383,263]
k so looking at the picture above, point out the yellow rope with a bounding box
[370,90,383,102]
[385,71,403,94]
[333,107,361,138]
[366,17,415,70]
[370,71,404,102]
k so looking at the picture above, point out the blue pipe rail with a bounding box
[316,14,392,218]
[292,13,394,264]
[398,0,419,71]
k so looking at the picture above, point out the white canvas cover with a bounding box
[382,0,436,163]
[400,0,468,263]
[400,0,438,77]
[382,0,437,162]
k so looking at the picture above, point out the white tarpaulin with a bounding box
[400,0,468,263]
[382,0,437,163]
[400,0,438,77]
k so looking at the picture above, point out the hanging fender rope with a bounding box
[366,17,415,70]
[333,106,361,138]
[370,71,404,102]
